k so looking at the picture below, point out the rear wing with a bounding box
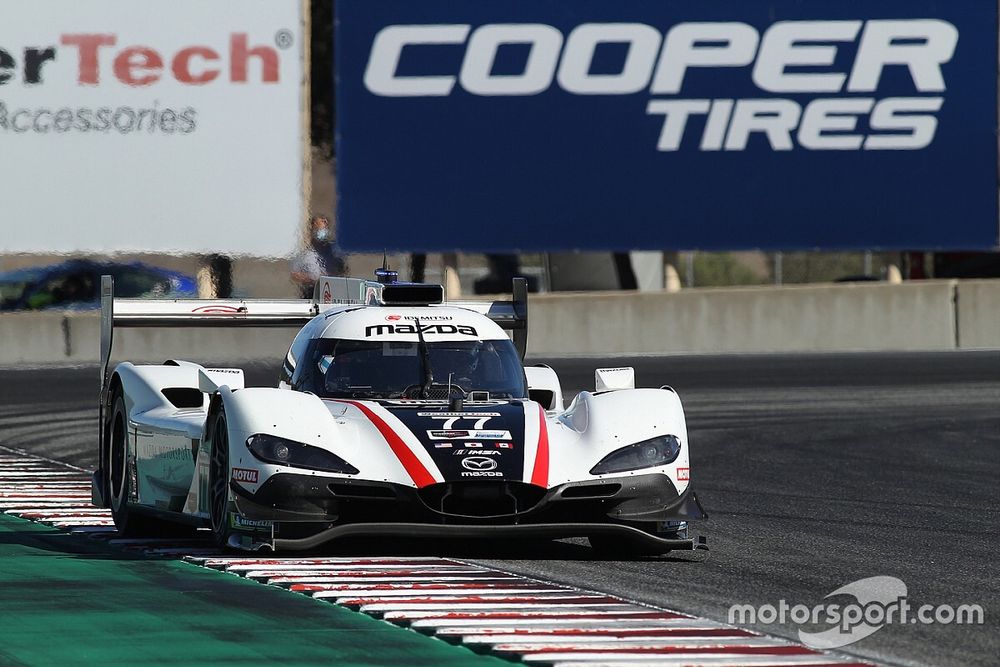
[99,274,528,403]
[99,275,316,404]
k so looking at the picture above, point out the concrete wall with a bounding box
[2,279,998,366]
[955,280,1000,350]
[0,311,299,366]
[527,281,959,356]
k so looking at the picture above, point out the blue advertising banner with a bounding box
[336,1,998,252]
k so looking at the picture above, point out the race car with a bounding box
[91,270,706,554]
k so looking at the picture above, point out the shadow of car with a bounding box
[0,260,197,311]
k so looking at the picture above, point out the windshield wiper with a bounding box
[414,317,434,399]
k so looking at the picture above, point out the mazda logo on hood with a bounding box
[461,456,498,471]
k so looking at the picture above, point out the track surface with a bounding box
[1,352,997,667]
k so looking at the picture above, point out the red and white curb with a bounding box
[0,450,877,667]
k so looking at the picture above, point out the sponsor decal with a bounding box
[206,368,240,374]
[461,456,498,471]
[0,32,289,138]
[322,282,332,304]
[137,441,192,462]
[454,448,499,456]
[417,412,499,418]
[428,429,512,440]
[0,33,284,88]
[388,314,452,321]
[677,467,690,482]
[231,467,259,484]
[192,304,244,314]
[472,430,512,440]
[229,513,272,531]
[461,470,504,477]
[365,323,477,337]
[428,429,470,440]
[364,20,956,153]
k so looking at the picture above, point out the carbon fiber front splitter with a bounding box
[267,521,703,552]
[228,471,708,552]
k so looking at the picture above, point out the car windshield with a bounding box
[298,338,527,400]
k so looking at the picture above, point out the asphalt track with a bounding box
[1,352,997,667]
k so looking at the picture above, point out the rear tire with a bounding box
[208,406,234,549]
[108,391,165,536]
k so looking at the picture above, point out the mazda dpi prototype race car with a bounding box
[92,272,706,554]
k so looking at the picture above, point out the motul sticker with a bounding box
[676,467,690,482]
[232,467,258,484]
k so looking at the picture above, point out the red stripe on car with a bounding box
[335,400,436,488]
[530,404,549,487]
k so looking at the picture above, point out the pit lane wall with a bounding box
[2,279,999,364]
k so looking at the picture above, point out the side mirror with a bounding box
[525,365,564,412]
[595,367,635,392]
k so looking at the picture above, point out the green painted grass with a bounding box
[0,514,506,666]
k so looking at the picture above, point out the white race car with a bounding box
[92,271,706,554]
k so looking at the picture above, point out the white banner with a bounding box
[0,0,303,257]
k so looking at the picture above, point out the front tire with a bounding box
[208,405,234,549]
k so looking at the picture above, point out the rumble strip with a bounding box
[0,449,876,667]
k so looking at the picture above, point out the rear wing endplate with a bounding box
[449,277,528,360]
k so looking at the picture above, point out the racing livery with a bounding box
[92,272,706,554]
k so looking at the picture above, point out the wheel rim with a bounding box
[110,410,126,511]
[210,415,229,534]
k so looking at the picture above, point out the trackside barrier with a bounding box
[4,279,1000,364]
[527,280,959,355]
[955,280,1000,350]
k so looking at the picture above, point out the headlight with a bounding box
[246,434,359,475]
[589,435,681,475]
